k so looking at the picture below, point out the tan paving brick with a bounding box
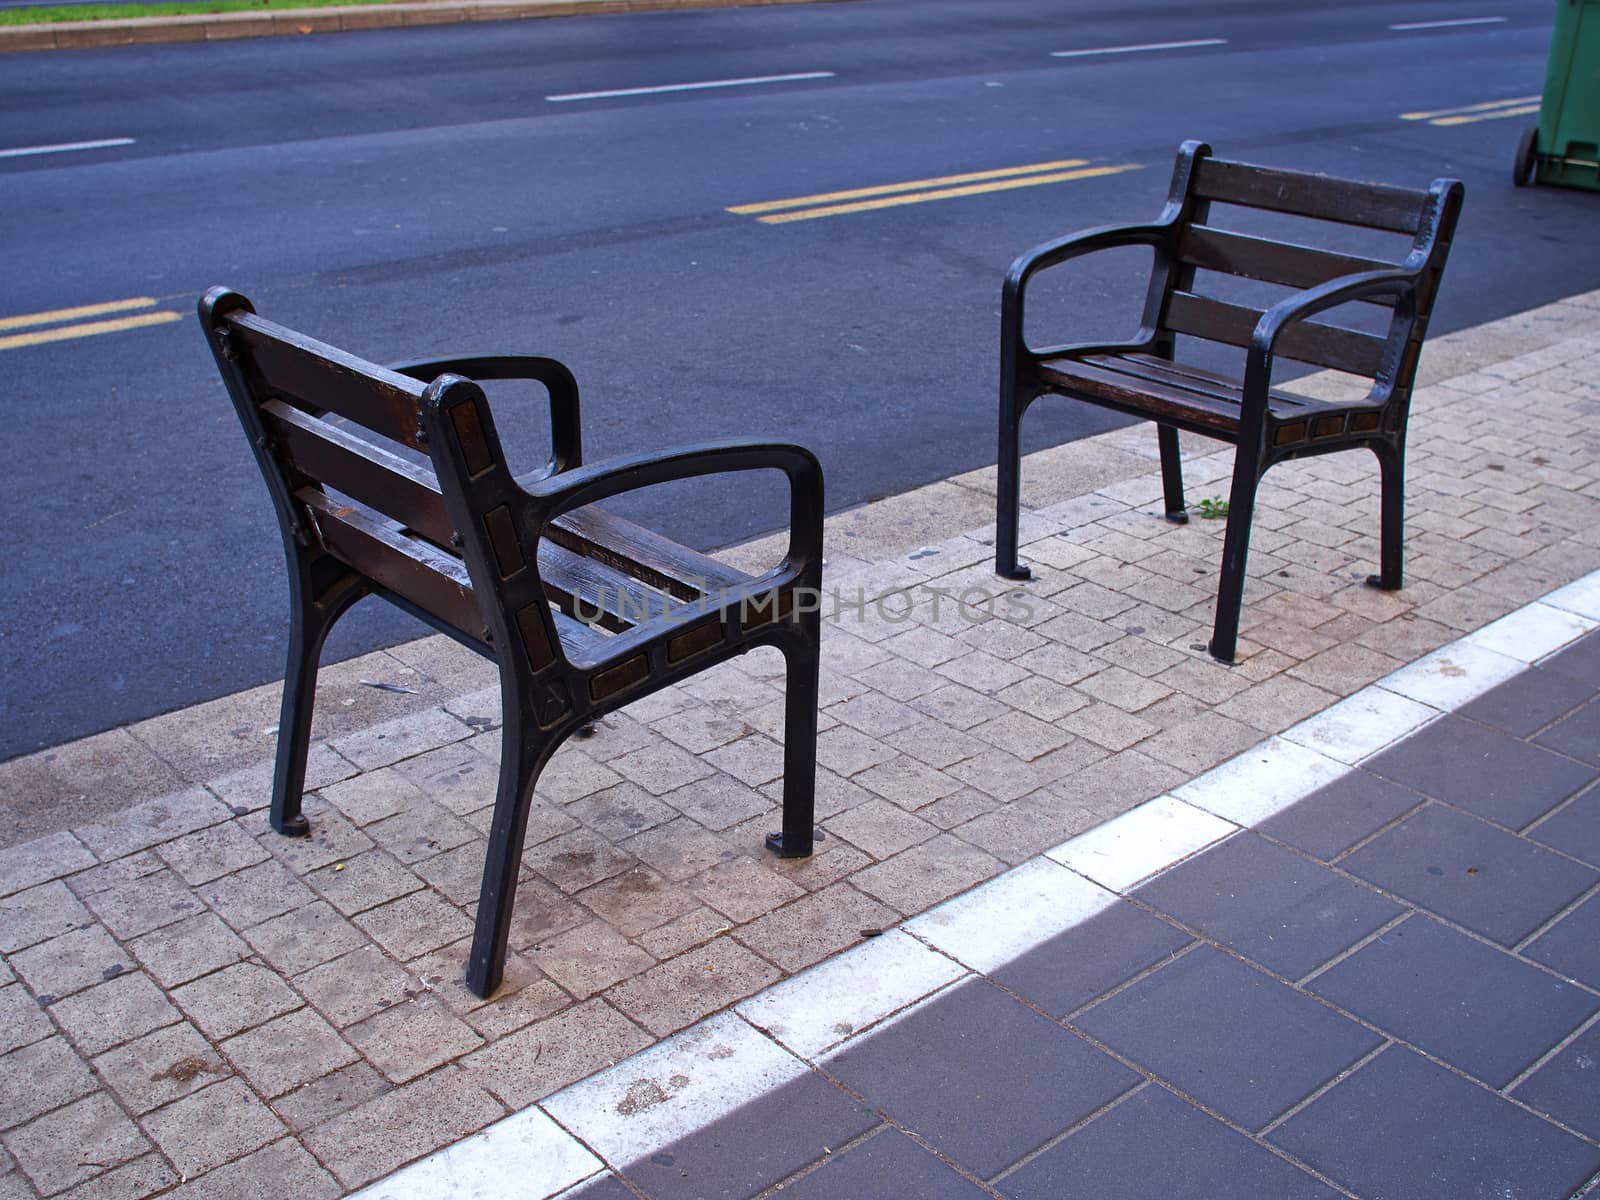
[51,971,180,1057]
[9,924,133,999]
[301,1066,504,1189]
[530,920,655,1000]
[0,1036,98,1130]
[606,937,780,1037]
[735,883,901,974]
[201,860,317,930]
[573,866,699,938]
[163,1137,339,1200]
[462,999,649,1109]
[269,1062,390,1134]
[95,1023,229,1115]
[0,881,94,955]
[354,890,472,961]
[3,1093,151,1196]
[220,1007,358,1098]
[850,834,1004,914]
[141,1077,286,1178]
[0,833,96,902]
[304,851,424,919]
[345,995,483,1084]
[689,855,807,923]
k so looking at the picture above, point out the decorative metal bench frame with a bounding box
[202,288,823,997]
[995,140,1464,661]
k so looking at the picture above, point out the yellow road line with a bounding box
[729,159,1091,215]
[755,163,1143,224]
[0,310,182,352]
[1431,103,1541,127]
[0,296,160,332]
[1400,95,1539,121]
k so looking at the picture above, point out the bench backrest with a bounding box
[1151,141,1463,390]
[200,288,516,650]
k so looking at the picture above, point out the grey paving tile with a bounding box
[1535,700,1600,767]
[558,1171,642,1200]
[1258,770,1424,862]
[825,978,1138,1178]
[1513,1022,1600,1141]
[1341,804,1599,946]
[1135,833,1403,979]
[776,1127,990,1200]
[1523,893,1600,991]
[1072,946,1381,1133]
[991,900,1193,1019]
[1457,665,1594,737]
[1363,714,1597,829]
[1308,914,1598,1087]
[618,1071,876,1200]
[1542,631,1600,687]
[1269,1046,1600,1199]
[1529,788,1600,868]
[998,1084,1339,1200]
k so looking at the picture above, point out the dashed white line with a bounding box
[546,71,834,103]
[1050,38,1228,58]
[0,137,135,160]
[1389,16,1507,30]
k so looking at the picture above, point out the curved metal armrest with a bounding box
[1005,223,1174,360]
[391,354,581,475]
[1242,268,1420,415]
[528,438,825,573]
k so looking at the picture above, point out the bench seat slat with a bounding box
[1177,226,1396,305]
[231,312,427,450]
[537,539,683,632]
[264,401,454,548]
[547,505,752,601]
[1164,292,1386,376]
[1037,353,1335,439]
[1192,158,1426,234]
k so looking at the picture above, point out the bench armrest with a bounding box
[527,439,824,581]
[1242,268,1420,419]
[1004,223,1175,359]
[391,354,582,476]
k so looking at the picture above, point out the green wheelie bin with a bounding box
[1515,0,1600,189]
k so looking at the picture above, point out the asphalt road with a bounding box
[2,0,1593,761]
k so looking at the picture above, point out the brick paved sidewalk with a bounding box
[2,289,1599,1199]
[551,632,1599,1200]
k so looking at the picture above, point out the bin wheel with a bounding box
[1514,126,1538,187]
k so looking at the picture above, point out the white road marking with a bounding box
[1389,16,1507,30]
[1050,38,1227,58]
[546,72,834,103]
[0,137,135,160]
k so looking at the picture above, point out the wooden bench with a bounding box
[995,140,1464,661]
[200,288,824,998]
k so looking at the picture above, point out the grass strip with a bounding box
[1,0,398,24]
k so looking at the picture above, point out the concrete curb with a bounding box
[0,0,847,54]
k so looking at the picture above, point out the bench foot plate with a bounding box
[765,830,816,859]
[274,814,311,838]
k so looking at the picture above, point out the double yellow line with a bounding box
[1401,95,1540,127]
[730,157,1143,224]
[0,297,182,353]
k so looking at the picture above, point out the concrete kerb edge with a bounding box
[352,562,1600,1200]
[0,0,856,53]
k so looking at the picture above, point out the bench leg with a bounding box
[270,571,363,838]
[1208,456,1263,664]
[995,381,1032,580]
[466,696,564,998]
[1367,440,1405,591]
[1158,424,1189,523]
[767,612,821,859]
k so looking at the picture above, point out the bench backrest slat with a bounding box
[1191,157,1427,233]
[261,401,454,548]
[298,489,480,631]
[1164,291,1387,376]
[230,312,428,450]
[1177,226,1396,305]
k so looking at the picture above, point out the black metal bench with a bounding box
[201,288,823,997]
[995,140,1464,661]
